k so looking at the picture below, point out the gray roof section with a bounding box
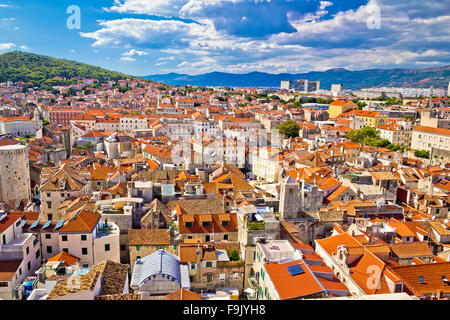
[179,264,191,289]
[161,184,175,196]
[130,249,183,288]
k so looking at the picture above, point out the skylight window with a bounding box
[418,275,426,284]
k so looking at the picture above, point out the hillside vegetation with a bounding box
[0,51,140,86]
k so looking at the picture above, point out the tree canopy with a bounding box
[0,51,141,85]
[277,120,300,138]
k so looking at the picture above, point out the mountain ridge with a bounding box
[0,51,142,86]
[145,65,450,89]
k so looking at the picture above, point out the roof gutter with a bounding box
[301,260,328,296]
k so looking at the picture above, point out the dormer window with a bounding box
[442,275,449,286]
[202,222,211,227]
[222,221,229,227]
[185,222,193,228]
[394,283,403,293]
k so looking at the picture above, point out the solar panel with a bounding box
[55,220,64,230]
[29,220,40,229]
[41,220,52,230]
[287,264,305,276]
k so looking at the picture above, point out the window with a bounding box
[62,235,68,241]
[82,248,88,255]
[185,222,193,228]
[26,246,29,255]
[27,262,31,271]
[0,282,8,287]
[83,264,89,268]
[205,235,211,242]
[105,244,110,251]
[62,248,68,253]
[45,234,51,239]
[81,235,87,241]
[2,234,5,245]
[222,221,229,227]
[19,268,22,276]
[207,274,213,282]
[136,245,141,251]
[206,262,213,268]
[190,263,196,270]
[36,250,40,259]
[202,222,211,227]
[223,234,229,241]
[120,245,126,251]
[16,220,21,227]
[46,246,52,254]
[418,275,426,284]
[47,201,52,209]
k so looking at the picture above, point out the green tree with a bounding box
[414,150,430,159]
[277,120,300,138]
[347,127,380,144]
[227,247,240,261]
[356,101,367,110]
[404,114,415,121]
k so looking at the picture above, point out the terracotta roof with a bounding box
[166,288,202,300]
[316,232,364,256]
[93,260,129,296]
[59,210,100,233]
[390,242,434,258]
[128,229,171,245]
[47,251,80,266]
[390,262,450,296]
[167,197,225,215]
[0,214,21,234]
[413,125,450,136]
[264,260,324,300]
[178,212,238,235]
[0,260,21,281]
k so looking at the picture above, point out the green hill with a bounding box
[0,51,140,86]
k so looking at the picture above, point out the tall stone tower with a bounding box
[279,175,300,220]
[0,144,31,207]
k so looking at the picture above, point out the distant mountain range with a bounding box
[145,65,450,90]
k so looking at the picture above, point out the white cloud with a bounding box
[122,48,148,56]
[120,56,136,62]
[82,0,450,74]
[157,56,176,61]
[0,42,15,50]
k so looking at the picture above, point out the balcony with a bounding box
[95,221,120,239]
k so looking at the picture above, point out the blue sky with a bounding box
[0,0,449,76]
